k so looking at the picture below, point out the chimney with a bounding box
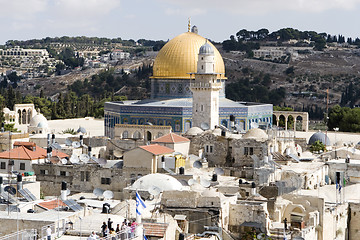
[61,181,67,201]
[17,174,23,191]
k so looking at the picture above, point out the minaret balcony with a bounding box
[190,82,222,90]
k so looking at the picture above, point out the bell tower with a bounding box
[190,41,222,130]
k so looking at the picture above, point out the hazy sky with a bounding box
[1,0,360,44]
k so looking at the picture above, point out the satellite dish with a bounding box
[70,154,79,164]
[51,143,62,150]
[351,148,356,154]
[4,186,16,195]
[93,188,105,197]
[193,160,203,169]
[103,190,114,199]
[200,122,210,131]
[214,167,224,176]
[200,178,211,188]
[80,154,90,163]
[188,179,196,186]
[66,189,71,196]
[148,186,161,196]
[97,158,107,166]
[65,139,73,146]
[61,158,68,165]
[77,127,87,134]
[250,122,259,129]
[6,205,20,212]
[72,141,81,148]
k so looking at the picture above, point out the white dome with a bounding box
[212,128,222,136]
[29,113,48,128]
[185,127,204,136]
[243,128,268,140]
[131,173,183,192]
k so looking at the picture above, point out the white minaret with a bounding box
[190,41,222,130]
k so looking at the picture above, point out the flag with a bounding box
[144,235,148,240]
[283,228,287,240]
[136,192,146,215]
[343,177,346,187]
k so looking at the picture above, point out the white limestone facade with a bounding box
[190,42,222,130]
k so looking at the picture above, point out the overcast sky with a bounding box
[1,0,360,44]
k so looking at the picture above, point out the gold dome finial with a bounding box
[188,17,191,32]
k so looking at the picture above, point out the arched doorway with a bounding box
[296,116,303,131]
[146,131,152,142]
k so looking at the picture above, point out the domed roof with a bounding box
[243,128,268,140]
[152,32,225,79]
[199,42,214,55]
[185,127,204,136]
[131,173,183,192]
[308,131,331,146]
[29,112,48,128]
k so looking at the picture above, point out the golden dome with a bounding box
[152,32,226,79]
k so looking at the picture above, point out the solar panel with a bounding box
[63,199,83,212]
[19,188,37,202]
[0,192,16,203]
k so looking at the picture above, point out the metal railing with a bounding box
[102,226,139,240]
[40,220,66,240]
[0,229,37,240]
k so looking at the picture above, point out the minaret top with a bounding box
[188,17,191,32]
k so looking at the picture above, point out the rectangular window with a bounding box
[206,146,209,153]
[81,171,85,181]
[101,178,111,185]
[60,171,66,176]
[40,170,46,175]
[210,146,213,153]
[244,147,249,155]
[20,163,25,170]
[0,162,5,169]
[86,171,90,182]
[250,147,254,155]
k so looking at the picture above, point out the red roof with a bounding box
[0,145,68,160]
[139,144,174,155]
[152,133,190,144]
[37,199,66,210]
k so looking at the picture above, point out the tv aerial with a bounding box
[103,190,114,199]
[79,154,90,163]
[72,141,81,148]
[69,154,79,164]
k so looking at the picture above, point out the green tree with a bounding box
[310,140,326,152]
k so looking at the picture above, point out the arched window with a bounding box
[18,110,21,124]
[185,120,191,131]
[27,109,32,124]
[22,109,27,124]
[175,121,181,132]
[122,131,129,139]
[133,131,141,139]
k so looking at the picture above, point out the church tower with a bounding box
[190,41,222,130]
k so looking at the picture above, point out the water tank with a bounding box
[17,174,22,182]
[61,181,67,191]
[239,179,243,185]
[179,233,184,240]
[212,174,218,181]
[102,203,111,214]
[179,167,185,175]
